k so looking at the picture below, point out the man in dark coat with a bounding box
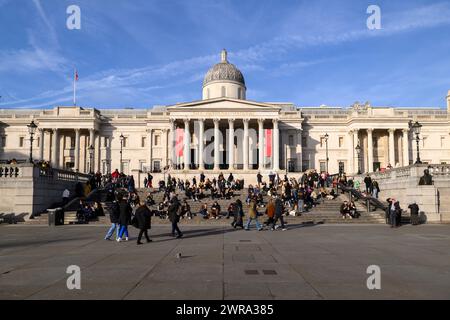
[134,203,152,244]
[364,175,372,194]
[271,196,287,231]
[408,202,420,225]
[168,195,183,238]
[257,172,263,187]
[117,197,132,241]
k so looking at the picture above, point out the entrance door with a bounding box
[373,162,381,172]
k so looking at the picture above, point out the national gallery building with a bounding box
[1,50,450,183]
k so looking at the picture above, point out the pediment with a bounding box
[166,98,281,112]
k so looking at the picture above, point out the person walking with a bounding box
[104,198,120,240]
[134,202,152,245]
[272,195,287,231]
[231,199,244,229]
[264,197,275,226]
[168,195,183,238]
[389,199,399,228]
[117,195,132,242]
[62,188,70,206]
[245,197,262,231]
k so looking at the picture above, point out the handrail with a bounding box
[338,183,387,211]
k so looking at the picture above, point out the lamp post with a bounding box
[27,120,38,163]
[324,133,329,174]
[355,144,361,175]
[88,145,94,174]
[412,121,422,164]
[119,133,124,173]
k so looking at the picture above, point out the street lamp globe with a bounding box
[27,120,37,135]
[324,133,329,141]
[355,144,361,155]
[412,121,422,136]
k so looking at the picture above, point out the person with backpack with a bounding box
[271,195,287,231]
[231,199,244,229]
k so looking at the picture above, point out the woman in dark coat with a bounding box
[104,200,120,240]
[134,202,152,245]
[117,197,132,241]
[168,196,183,238]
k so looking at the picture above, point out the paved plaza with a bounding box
[0,223,449,300]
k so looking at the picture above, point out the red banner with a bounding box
[265,129,272,157]
[176,128,184,157]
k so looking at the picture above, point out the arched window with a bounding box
[221,86,226,97]
[206,88,210,99]
[238,88,242,99]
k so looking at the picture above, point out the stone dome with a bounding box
[203,49,245,87]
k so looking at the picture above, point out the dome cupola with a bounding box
[202,49,246,100]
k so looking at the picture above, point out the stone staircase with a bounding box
[24,187,387,226]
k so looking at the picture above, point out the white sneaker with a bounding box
[125,237,129,241]
[282,228,287,231]
[116,238,121,242]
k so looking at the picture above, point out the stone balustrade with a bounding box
[0,163,91,220]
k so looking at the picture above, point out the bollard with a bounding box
[48,209,57,227]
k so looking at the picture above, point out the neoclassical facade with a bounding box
[1,50,450,183]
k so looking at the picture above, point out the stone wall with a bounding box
[0,164,90,221]
[354,164,450,223]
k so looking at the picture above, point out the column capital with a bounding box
[243,118,250,124]
[228,118,235,124]
[257,118,265,125]
[402,128,410,133]
[367,128,374,133]
[272,118,279,124]
[388,128,396,134]
[52,128,58,133]
[183,118,190,124]
[162,128,168,134]
[213,118,221,124]
[197,118,205,122]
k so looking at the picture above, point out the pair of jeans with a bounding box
[297,200,304,213]
[390,211,397,227]
[172,221,182,236]
[245,217,262,230]
[118,225,129,238]
[372,190,379,199]
[105,223,120,239]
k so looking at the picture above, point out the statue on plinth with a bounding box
[418,169,433,185]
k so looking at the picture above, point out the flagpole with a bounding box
[73,68,77,106]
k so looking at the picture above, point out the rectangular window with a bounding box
[288,135,294,146]
[319,161,326,173]
[103,137,109,148]
[19,137,24,147]
[1,136,6,147]
[141,137,146,148]
[155,135,160,146]
[441,136,445,148]
[338,136,344,148]
[37,137,40,148]
[339,161,345,174]
[139,160,146,171]
[153,160,161,172]
[302,160,309,172]
[320,137,325,148]
[422,136,427,148]
[123,137,128,148]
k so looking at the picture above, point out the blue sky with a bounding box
[0,0,449,109]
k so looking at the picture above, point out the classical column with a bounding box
[39,129,44,160]
[51,129,59,168]
[198,118,205,171]
[367,129,374,173]
[74,129,80,171]
[228,119,235,170]
[388,129,395,166]
[243,119,250,171]
[353,129,359,173]
[162,129,168,168]
[272,119,280,171]
[89,129,95,172]
[348,130,354,175]
[214,118,220,171]
[403,129,410,166]
[183,119,190,170]
[258,119,264,170]
[169,119,176,169]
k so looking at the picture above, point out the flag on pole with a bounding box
[265,129,272,157]
[73,69,78,106]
